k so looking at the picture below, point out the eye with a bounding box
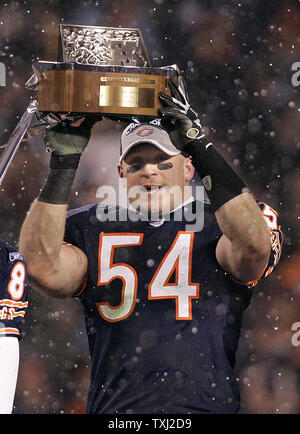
[156,155,168,163]
[157,162,173,170]
[127,164,141,173]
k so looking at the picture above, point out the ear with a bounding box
[184,158,195,182]
[118,164,124,178]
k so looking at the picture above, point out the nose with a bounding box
[140,162,158,177]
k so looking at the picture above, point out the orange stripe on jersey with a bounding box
[12,311,26,318]
[231,259,270,288]
[0,328,20,335]
[73,277,88,298]
[0,299,28,308]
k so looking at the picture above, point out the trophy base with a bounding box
[33,62,178,118]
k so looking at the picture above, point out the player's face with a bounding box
[118,143,194,217]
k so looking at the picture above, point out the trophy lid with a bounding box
[30,61,178,76]
[59,24,151,67]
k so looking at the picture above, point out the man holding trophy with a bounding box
[18,25,282,414]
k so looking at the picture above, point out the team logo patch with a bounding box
[9,252,23,262]
[136,127,154,137]
[202,175,212,191]
[124,119,162,136]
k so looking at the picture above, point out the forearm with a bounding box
[215,193,271,281]
[19,200,69,294]
[20,199,67,265]
[20,197,88,297]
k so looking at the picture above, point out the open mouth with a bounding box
[142,185,166,194]
[144,185,163,191]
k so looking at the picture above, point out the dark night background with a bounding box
[0,0,299,413]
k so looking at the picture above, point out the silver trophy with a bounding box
[60,25,151,67]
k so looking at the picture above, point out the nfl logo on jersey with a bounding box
[202,175,212,191]
[9,252,24,262]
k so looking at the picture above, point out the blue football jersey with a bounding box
[0,240,28,339]
[64,200,282,414]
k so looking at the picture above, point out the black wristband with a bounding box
[38,154,81,204]
[183,138,248,212]
[50,153,81,170]
[38,168,77,204]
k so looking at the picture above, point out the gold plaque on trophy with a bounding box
[28,25,180,119]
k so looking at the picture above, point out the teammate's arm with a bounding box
[19,115,101,298]
[159,79,271,283]
[0,337,19,413]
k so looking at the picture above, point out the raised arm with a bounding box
[159,78,271,282]
[19,114,101,298]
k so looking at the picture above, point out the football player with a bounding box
[0,241,28,413]
[19,79,282,414]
